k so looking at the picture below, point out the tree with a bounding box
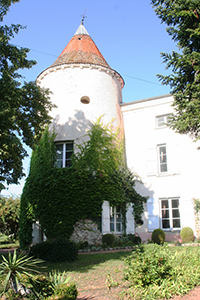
[151,0,200,139]
[0,0,55,191]
[0,196,20,239]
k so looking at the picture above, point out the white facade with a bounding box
[35,23,199,242]
[37,65,124,146]
[121,94,200,241]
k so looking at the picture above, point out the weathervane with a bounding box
[81,8,87,25]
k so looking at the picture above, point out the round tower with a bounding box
[37,22,124,146]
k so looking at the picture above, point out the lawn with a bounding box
[0,246,200,299]
[37,245,200,300]
[40,250,132,299]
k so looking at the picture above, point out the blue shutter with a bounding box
[147,198,159,231]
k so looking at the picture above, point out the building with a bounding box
[33,22,200,243]
[122,95,200,241]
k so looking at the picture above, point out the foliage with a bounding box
[193,198,200,214]
[20,121,147,248]
[0,196,20,239]
[49,270,71,288]
[124,244,200,299]
[102,234,115,247]
[19,128,57,248]
[0,250,42,294]
[0,233,19,249]
[0,0,55,190]
[47,283,78,300]
[29,275,54,298]
[29,238,78,262]
[151,0,200,139]
[124,245,173,287]
[30,271,76,300]
[151,228,165,245]
[114,234,141,247]
[180,227,194,243]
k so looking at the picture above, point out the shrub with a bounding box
[49,270,71,288]
[124,245,200,299]
[29,238,78,262]
[151,228,165,245]
[29,275,54,297]
[133,236,142,245]
[102,234,115,247]
[113,234,141,247]
[124,244,173,287]
[125,240,134,247]
[48,283,78,300]
[180,227,194,243]
[0,250,42,294]
[29,240,52,260]
[77,241,88,249]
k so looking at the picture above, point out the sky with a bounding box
[1,0,177,197]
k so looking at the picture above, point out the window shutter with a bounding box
[146,146,157,176]
[102,201,110,234]
[167,143,180,175]
[126,204,135,234]
[147,198,159,231]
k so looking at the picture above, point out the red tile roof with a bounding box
[51,33,110,68]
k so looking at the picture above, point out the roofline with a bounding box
[36,62,125,89]
[121,93,172,106]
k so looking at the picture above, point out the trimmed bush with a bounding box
[180,227,194,243]
[151,228,165,245]
[30,238,78,262]
[102,233,115,247]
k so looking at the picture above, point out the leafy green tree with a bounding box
[151,0,200,139]
[0,196,20,239]
[0,0,55,191]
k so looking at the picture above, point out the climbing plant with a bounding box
[19,121,147,249]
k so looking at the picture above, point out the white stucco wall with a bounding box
[121,94,200,240]
[37,64,124,147]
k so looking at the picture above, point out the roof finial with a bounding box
[81,8,87,25]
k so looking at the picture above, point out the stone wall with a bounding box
[70,219,102,245]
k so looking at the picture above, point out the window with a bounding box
[55,142,73,168]
[156,114,171,127]
[110,206,122,233]
[160,198,181,230]
[158,144,167,173]
[80,96,90,104]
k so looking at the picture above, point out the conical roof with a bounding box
[51,23,110,69]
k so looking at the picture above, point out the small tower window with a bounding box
[80,96,90,104]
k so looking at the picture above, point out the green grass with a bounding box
[0,246,200,299]
[0,250,131,299]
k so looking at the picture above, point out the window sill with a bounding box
[147,172,180,177]
[155,126,167,130]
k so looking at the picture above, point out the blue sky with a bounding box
[1,0,177,196]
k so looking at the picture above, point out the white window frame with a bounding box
[156,114,171,128]
[160,198,181,231]
[158,144,168,173]
[110,206,122,233]
[55,141,73,168]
